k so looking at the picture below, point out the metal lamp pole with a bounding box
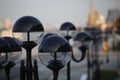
[60,22,76,80]
[92,30,102,80]
[84,27,102,80]
[38,35,72,80]
[73,32,92,80]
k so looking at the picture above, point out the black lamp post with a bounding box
[115,26,120,69]
[85,27,102,80]
[38,35,72,80]
[60,22,76,80]
[0,37,22,80]
[73,32,92,61]
[12,16,44,80]
[73,32,92,80]
[60,22,76,40]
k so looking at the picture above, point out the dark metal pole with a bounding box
[87,49,91,80]
[26,48,33,80]
[26,31,33,80]
[53,52,59,80]
[106,52,109,63]
[92,42,96,80]
[5,67,11,80]
[91,43,95,79]
[33,59,39,80]
[20,60,25,80]
[65,31,71,80]
[66,34,71,80]
[67,61,71,80]
[93,41,101,80]
[27,32,30,42]
[53,70,59,80]
[112,33,120,69]
[116,41,120,69]
[117,52,120,69]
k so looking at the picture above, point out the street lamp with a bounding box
[73,32,92,62]
[114,25,120,69]
[73,32,92,80]
[38,35,72,80]
[12,16,44,80]
[0,37,22,80]
[60,22,76,40]
[85,27,102,80]
[60,22,76,80]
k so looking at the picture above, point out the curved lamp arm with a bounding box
[72,45,87,62]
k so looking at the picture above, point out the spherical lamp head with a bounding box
[12,16,44,48]
[38,35,72,71]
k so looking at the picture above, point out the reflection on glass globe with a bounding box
[8,51,22,64]
[74,41,83,48]
[59,30,75,38]
[39,52,71,70]
[41,33,56,43]
[12,16,44,45]
[74,40,93,49]
[59,22,76,41]
[72,46,83,59]
[59,31,67,37]
[0,52,22,68]
[73,32,93,48]
[0,53,10,67]
[60,22,76,31]
[72,32,93,62]
[13,32,43,44]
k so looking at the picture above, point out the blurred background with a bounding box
[0,0,120,32]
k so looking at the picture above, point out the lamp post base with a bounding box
[20,59,39,80]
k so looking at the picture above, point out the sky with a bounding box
[0,0,120,30]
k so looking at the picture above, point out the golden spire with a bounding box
[87,0,99,27]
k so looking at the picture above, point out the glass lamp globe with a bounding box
[2,37,22,66]
[12,16,44,48]
[41,33,55,42]
[59,22,76,41]
[73,32,93,48]
[85,27,102,41]
[0,38,11,68]
[38,35,72,71]
[72,32,92,62]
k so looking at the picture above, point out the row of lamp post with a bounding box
[0,16,102,80]
[59,22,93,80]
[59,22,76,80]
[85,27,103,80]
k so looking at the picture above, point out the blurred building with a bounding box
[87,3,107,32]
[0,19,12,37]
[106,9,120,27]
[87,3,99,27]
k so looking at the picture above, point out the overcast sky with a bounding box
[0,0,120,29]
